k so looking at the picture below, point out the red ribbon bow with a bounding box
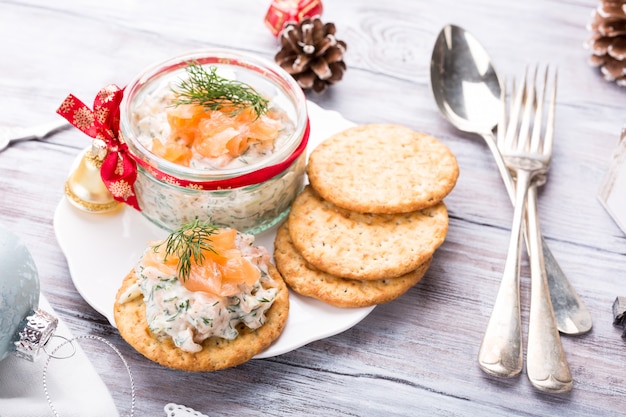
[57,85,141,211]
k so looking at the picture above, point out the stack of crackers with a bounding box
[274,124,459,308]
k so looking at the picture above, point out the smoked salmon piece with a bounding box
[145,228,261,297]
[158,102,282,166]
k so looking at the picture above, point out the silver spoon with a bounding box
[429,26,522,377]
[430,24,592,336]
[0,119,69,152]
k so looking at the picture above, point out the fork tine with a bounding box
[543,66,557,159]
[505,72,525,150]
[530,66,548,153]
[497,76,508,148]
[517,65,536,153]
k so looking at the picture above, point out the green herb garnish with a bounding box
[173,61,269,118]
[153,219,219,281]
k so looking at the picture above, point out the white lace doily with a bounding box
[164,403,210,417]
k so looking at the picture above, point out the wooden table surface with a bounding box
[2,0,626,415]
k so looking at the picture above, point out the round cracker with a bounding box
[275,221,431,308]
[306,124,459,214]
[113,264,289,372]
[287,185,448,280]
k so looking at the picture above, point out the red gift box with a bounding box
[264,0,323,36]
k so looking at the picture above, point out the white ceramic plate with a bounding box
[53,101,375,359]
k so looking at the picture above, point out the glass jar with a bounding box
[119,50,308,234]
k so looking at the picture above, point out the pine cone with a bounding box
[587,0,626,86]
[275,17,347,93]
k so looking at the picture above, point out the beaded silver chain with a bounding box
[42,335,136,417]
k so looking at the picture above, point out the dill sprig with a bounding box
[173,61,269,118]
[154,219,219,281]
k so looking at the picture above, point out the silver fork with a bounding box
[0,119,69,152]
[521,68,573,393]
[478,67,571,391]
[477,75,525,378]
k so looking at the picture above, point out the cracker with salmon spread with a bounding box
[113,224,289,372]
[114,265,288,372]
[274,221,432,308]
[287,185,448,281]
[306,124,459,214]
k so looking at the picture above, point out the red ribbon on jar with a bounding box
[264,0,323,36]
[57,85,141,211]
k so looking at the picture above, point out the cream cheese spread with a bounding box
[119,233,278,353]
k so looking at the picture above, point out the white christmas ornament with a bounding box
[0,223,57,362]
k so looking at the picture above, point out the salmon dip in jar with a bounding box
[119,50,309,234]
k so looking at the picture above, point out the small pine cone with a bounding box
[587,0,626,86]
[275,17,347,93]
